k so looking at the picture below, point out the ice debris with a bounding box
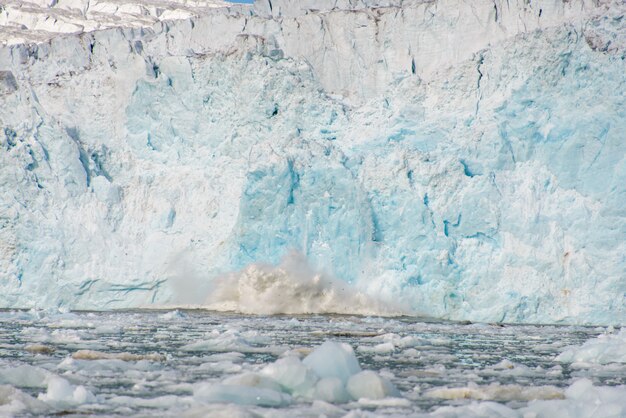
[37,376,96,407]
[0,365,53,388]
[72,349,166,362]
[556,328,626,365]
[418,379,626,418]
[0,385,47,416]
[425,382,564,402]
[194,340,401,406]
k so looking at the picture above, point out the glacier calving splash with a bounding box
[0,0,624,324]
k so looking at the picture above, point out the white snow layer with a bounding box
[0,0,625,324]
[0,0,231,46]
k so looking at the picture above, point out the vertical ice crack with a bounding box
[475,53,484,116]
[493,0,499,23]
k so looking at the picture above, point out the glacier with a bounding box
[0,0,624,325]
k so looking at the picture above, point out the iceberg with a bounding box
[0,0,624,325]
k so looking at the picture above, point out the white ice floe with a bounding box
[0,385,47,416]
[194,340,401,407]
[0,365,53,388]
[181,328,284,355]
[37,376,96,407]
[0,363,98,410]
[347,370,401,400]
[426,382,564,402]
[159,310,189,320]
[194,384,292,407]
[557,328,626,365]
[72,349,166,361]
[302,341,362,384]
[419,379,626,418]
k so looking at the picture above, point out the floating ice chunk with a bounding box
[194,383,291,407]
[0,365,53,388]
[109,394,192,409]
[311,399,347,415]
[564,378,626,407]
[302,341,361,384]
[518,379,626,418]
[357,342,395,354]
[357,397,412,407]
[314,377,351,404]
[260,356,318,396]
[37,377,95,406]
[199,361,242,374]
[159,310,188,320]
[486,359,540,377]
[426,382,564,401]
[346,370,400,400]
[0,385,47,415]
[49,329,84,344]
[185,403,265,418]
[401,348,421,359]
[362,333,426,349]
[24,344,55,354]
[419,379,626,417]
[58,356,155,373]
[222,373,284,393]
[422,400,521,417]
[203,352,246,363]
[195,340,402,406]
[556,329,626,365]
[72,349,165,362]
[93,325,122,335]
[181,329,284,355]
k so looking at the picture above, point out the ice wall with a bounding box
[0,0,624,324]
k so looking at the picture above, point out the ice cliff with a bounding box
[0,0,624,324]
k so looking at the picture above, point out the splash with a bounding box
[204,253,405,316]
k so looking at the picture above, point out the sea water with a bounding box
[0,310,624,417]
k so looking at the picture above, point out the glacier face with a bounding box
[0,0,624,324]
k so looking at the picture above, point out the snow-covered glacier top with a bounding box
[0,0,624,325]
[0,0,233,46]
